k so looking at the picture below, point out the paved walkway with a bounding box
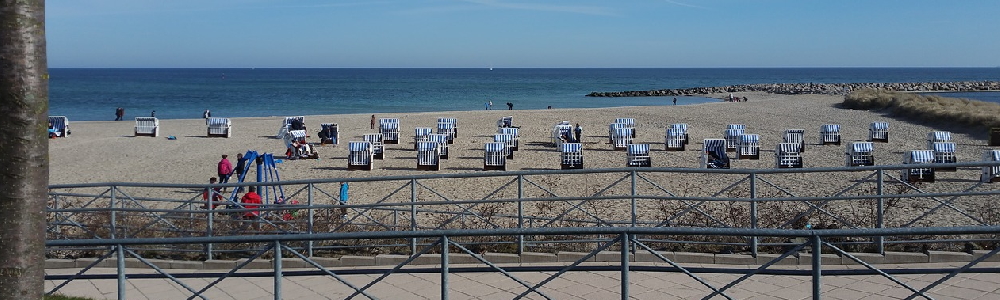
[46,262,1000,300]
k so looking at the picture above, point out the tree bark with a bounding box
[0,1,47,299]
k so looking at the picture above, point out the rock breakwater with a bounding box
[585,81,1000,97]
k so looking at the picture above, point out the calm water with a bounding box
[49,68,1000,121]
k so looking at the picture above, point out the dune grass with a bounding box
[843,89,1000,129]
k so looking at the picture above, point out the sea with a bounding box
[49,68,1000,121]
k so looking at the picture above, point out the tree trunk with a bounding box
[0,1,47,299]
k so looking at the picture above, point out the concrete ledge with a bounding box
[483,253,520,264]
[842,252,884,265]
[76,257,115,268]
[375,254,409,266]
[673,252,714,264]
[123,258,171,269]
[203,260,237,270]
[973,250,1000,262]
[715,254,755,265]
[798,254,840,265]
[236,258,274,269]
[557,252,593,262]
[520,252,557,263]
[340,255,376,266]
[45,259,76,269]
[927,250,972,263]
[595,251,632,262]
[884,252,928,264]
[633,251,673,263]
[754,253,797,265]
[168,260,204,270]
[276,258,311,269]
[310,257,342,268]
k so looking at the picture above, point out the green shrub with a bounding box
[843,89,1000,129]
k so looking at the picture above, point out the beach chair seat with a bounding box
[379,118,400,144]
[775,142,803,168]
[319,123,339,145]
[738,134,760,160]
[701,139,730,169]
[927,131,952,149]
[48,116,70,138]
[820,124,841,145]
[430,134,450,159]
[497,116,514,128]
[670,123,689,144]
[982,150,1000,183]
[347,142,374,171]
[560,143,584,169]
[611,127,633,151]
[277,116,305,138]
[364,133,385,160]
[616,118,636,138]
[134,117,159,137]
[724,128,744,152]
[498,127,520,151]
[902,150,935,183]
[626,144,651,167]
[869,122,889,143]
[552,123,574,147]
[784,129,806,152]
[845,142,875,167]
[932,142,957,172]
[664,128,685,151]
[416,141,441,171]
[414,127,433,150]
[494,134,515,159]
[437,117,458,141]
[483,142,507,171]
[206,117,232,138]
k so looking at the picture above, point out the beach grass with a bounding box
[843,89,1000,129]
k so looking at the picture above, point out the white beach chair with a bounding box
[206,117,232,138]
[626,144,651,167]
[552,123,574,147]
[414,127,433,150]
[430,134,450,159]
[494,133,515,159]
[724,128,744,152]
[932,142,957,172]
[670,123,690,145]
[784,129,806,152]
[277,116,305,138]
[483,142,507,171]
[664,128,685,151]
[347,141,374,171]
[611,127,633,151]
[927,131,952,149]
[869,122,889,143]
[560,143,584,169]
[416,141,441,171]
[607,123,631,144]
[845,142,875,167]
[902,150,935,183]
[379,118,400,144]
[819,124,841,145]
[437,118,458,141]
[775,142,803,168]
[319,123,339,145]
[726,124,746,130]
[497,116,514,128]
[48,116,70,138]
[498,127,520,151]
[283,129,307,150]
[701,139,730,169]
[982,150,1000,183]
[364,133,385,160]
[615,118,636,138]
[134,117,159,137]
[738,134,760,160]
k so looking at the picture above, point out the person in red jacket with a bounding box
[240,186,262,220]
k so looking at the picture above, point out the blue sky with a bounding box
[47,0,1000,68]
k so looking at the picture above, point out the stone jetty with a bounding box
[585,81,1000,97]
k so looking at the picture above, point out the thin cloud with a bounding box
[663,0,709,9]
[460,0,619,16]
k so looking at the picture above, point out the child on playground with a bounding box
[202,177,224,209]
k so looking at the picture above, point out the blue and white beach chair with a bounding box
[902,150,935,183]
[48,116,70,138]
[738,134,760,160]
[724,128,744,152]
[414,127,433,150]
[560,143,583,169]
[319,123,339,145]
[726,124,745,130]
[497,116,514,128]
[845,141,875,167]
[430,133,450,159]
[626,144,651,167]
[494,134,515,159]
[615,118,636,138]
[670,123,689,145]
[775,142,803,168]
[416,141,441,171]
[364,133,384,160]
[206,117,231,138]
[784,129,806,152]
[135,117,159,137]
[483,142,507,171]
[701,139,730,169]
[347,141,374,171]
[927,131,952,149]
[437,118,458,141]
[664,128,685,151]
[932,142,957,171]
[277,116,305,138]
[498,127,520,151]
[379,118,400,144]
[611,127,633,151]
[820,124,841,145]
[552,123,574,147]
[869,122,889,143]
[982,150,1000,183]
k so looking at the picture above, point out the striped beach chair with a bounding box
[927,131,952,149]
[616,118,636,138]
[436,120,456,144]
[607,123,631,144]
[347,141,374,171]
[902,150,935,183]
[845,142,875,167]
[724,128,744,152]
[319,123,339,145]
[206,117,232,138]
[664,128,685,151]
[430,134,450,159]
[819,124,841,145]
[701,139,730,169]
[364,133,385,160]
[414,127,433,150]
[869,122,889,143]
[726,124,746,130]
[932,142,957,172]
[283,129,307,150]
[416,141,441,171]
[379,118,400,144]
[277,116,305,138]
[611,127,633,151]
[784,129,806,152]
[982,150,1000,183]
[670,123,690,145]
[560,143,584,169]
[494,134,515,159]
[626,144,651,167]
[483,142,507,171]
[134,117,159,137]
[497,116,514,128]
[775,142,803,168]
[498,127,520,151]
[552,123,574,147]
[738,134,760,160]
[48,116,70,138]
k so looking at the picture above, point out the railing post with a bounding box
[110,185,117,239]
[620,233,630,300]
[875,169,885,255]
[630,170,637,228]
[517,174,524,255]
[812,234,822,300]
[274,240,283,300]
[441,236,449,300]
[116,244,126,300]
[411,178,418,255]
[307,183,315,257]
[750,173,758,257]
[206,200,214,261]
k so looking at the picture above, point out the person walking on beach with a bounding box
[218,154,234,185]
[115,107,124,121]
[673,98,677,105]
[507,102,513,110]
[203,110,211,119]
[370,114,376,129]
[151,110,156,117]
[574,124,583,143]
